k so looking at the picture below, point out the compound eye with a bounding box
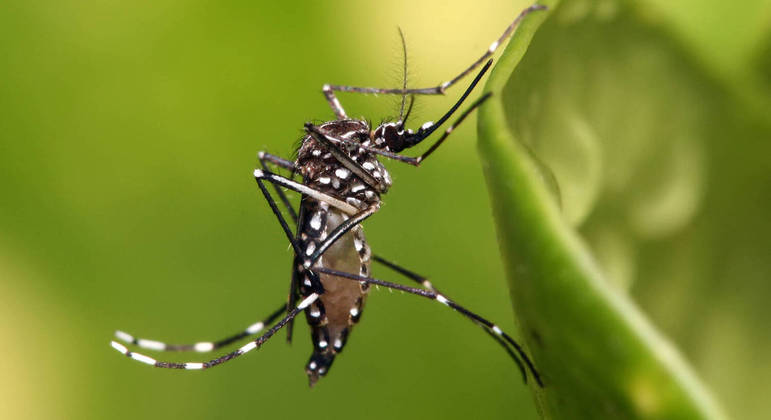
[383,125,404,152]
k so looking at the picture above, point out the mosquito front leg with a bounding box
[324,5,546,98]
[322,84,348,120]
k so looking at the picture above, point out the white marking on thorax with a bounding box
[309,212,322,230]
[335,168,350,179]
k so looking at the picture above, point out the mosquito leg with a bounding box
[255,151,304,342]
[114,303,286,353]
[322,84,348,120]
[110,294,320,369]
[254,169,358,215]
[254,173,326,296]
[313,266,543,387]
[372,254,527,382]
[258,151,300,223]
[409,92,492,164]
[325,5,546,97]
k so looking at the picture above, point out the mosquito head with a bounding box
[371,120,433,153]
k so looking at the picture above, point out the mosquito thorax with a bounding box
[296,119,392,204]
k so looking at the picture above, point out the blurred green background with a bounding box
[1,1,769,419]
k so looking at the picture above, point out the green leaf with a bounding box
[477,1,728,418]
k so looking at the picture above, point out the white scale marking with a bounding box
[312,149,322,157]
[335,168,350,179]
[349,307,359,317]
[351,183,366,193]
[353,237,363,251]
[305,242,316,256]
[253,169,358,215]
[137,339,165,351]
[421,121,434,130]
[488,40,499,52]
[111,341,128,354]
[309,361,317,370]
[492,325,503,335]
[436,294,450,306]
[299,293,319,309]
[246,322,264,334]
[239,342,257,354]
[318,340,328,348]
[334,338,343,349]
[185,363,204,370]
[194,342,214,352]
[310,212,322,230]
[114,330,134,343]
[131,353,157,365]
[319,176,331,185]
[362,162,375,170]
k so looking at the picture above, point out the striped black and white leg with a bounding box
[323,5,546,98]
[113,304,286,353]
[322,84,348,120]
[258,151,300,223]
[110,294,320,370]
[313,266,543,386]
[372,255,529,383]
[254,169,358,216]
[257,151,303,342]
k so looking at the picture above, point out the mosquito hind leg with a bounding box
[314,266,543,387]
[111,294,320,370]
[114,303,286,353]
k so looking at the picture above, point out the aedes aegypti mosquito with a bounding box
[111,4,546,387]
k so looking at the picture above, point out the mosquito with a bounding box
[111,4,546,387]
